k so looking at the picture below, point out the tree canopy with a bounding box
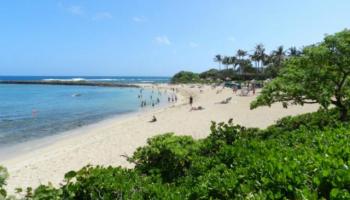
[251,29,350,121]
[171,71,200,83]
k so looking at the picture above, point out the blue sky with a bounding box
[0,0,349,76]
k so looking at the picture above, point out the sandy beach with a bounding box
[1,84,319,192]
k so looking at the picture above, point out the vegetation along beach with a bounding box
[1,1,350,199]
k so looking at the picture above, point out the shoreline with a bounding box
[1,83,318,193]
[0,83,181,161]
[0,106,163,161]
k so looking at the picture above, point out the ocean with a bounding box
[0,76,170,83]
[0,76,170,148]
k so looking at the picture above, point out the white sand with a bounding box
[0,84,319,192]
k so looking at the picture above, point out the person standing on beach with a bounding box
[233,85,237,94]
[252,84,256,95]
[189,96,193,107]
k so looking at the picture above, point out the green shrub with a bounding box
[0,166,9,199]
[130,133,198,182]
[171,71,200,84]
[259,108,345,139]
[2,110,350,199]
[32,166,186,199]
[199,68,220,80]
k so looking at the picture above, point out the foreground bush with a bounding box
[1,110,350,199]
[0,166,9,199]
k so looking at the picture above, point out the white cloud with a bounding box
[155,36,171,45]
[67,5,84,16]
[228,36,236,43]
[61,3,112,21]
[132,16,147,22]
[93,12,113,20]
[189,42,199,48]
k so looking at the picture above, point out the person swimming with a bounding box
[32,109,38,118]
[72,93,81,97]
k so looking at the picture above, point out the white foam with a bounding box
[42,78,86,82]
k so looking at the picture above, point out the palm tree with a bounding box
[272,45,285,67]
[222,56,230,70]
[262,46,285,77]
[288,46,301,57]
[250,52,258,71]
[236,49,247,59]
[214,54,223,70]
[229,56,237,71]
[236,49,247,74]
[251,44,266,73]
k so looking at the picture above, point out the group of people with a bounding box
[147,87,179,123]
[167,88,179,103]
[168,95,178,103]
[148,87,202,122]
[231,83,256,96]
[138,89,163,108]
[139,87,179,109]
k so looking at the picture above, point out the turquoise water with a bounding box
[0,83,167,147]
